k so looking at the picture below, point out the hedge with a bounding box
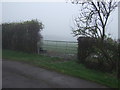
[2,20,44,53]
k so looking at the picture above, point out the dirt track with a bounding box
[2,60,108,88]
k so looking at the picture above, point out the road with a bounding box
[2,60,108,88]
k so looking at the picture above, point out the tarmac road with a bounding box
[2,60,108,88]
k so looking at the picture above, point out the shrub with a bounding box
[77,37,96,63]
[2,20,44,53]
[77,37,119,75]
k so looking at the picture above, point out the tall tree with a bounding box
[72,0,117,42]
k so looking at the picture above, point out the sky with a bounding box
[1,1,119,41]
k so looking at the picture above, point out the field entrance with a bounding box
[40,40,78,60]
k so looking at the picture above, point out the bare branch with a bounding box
[72,0,117,41]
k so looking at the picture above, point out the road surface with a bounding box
[2,60,108,88]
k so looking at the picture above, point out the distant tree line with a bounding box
[2,20,44,53]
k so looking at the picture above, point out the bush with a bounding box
[77,37,119,75]
[2,20,44,53]
[77,37,96,63]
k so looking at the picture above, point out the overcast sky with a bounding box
[2,2,118,41]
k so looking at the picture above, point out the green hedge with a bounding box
[77,37,119,75]
[2,20,44,53]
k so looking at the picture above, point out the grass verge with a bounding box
[2,50,119,88]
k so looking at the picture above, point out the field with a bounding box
[2,50,119,88]
[41,40,78,59]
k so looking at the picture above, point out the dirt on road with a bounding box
[2,60,108,88]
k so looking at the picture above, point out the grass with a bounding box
[2,50,119,88]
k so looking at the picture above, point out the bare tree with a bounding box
[72,0,117,42]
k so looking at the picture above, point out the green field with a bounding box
[2,50,119,88]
